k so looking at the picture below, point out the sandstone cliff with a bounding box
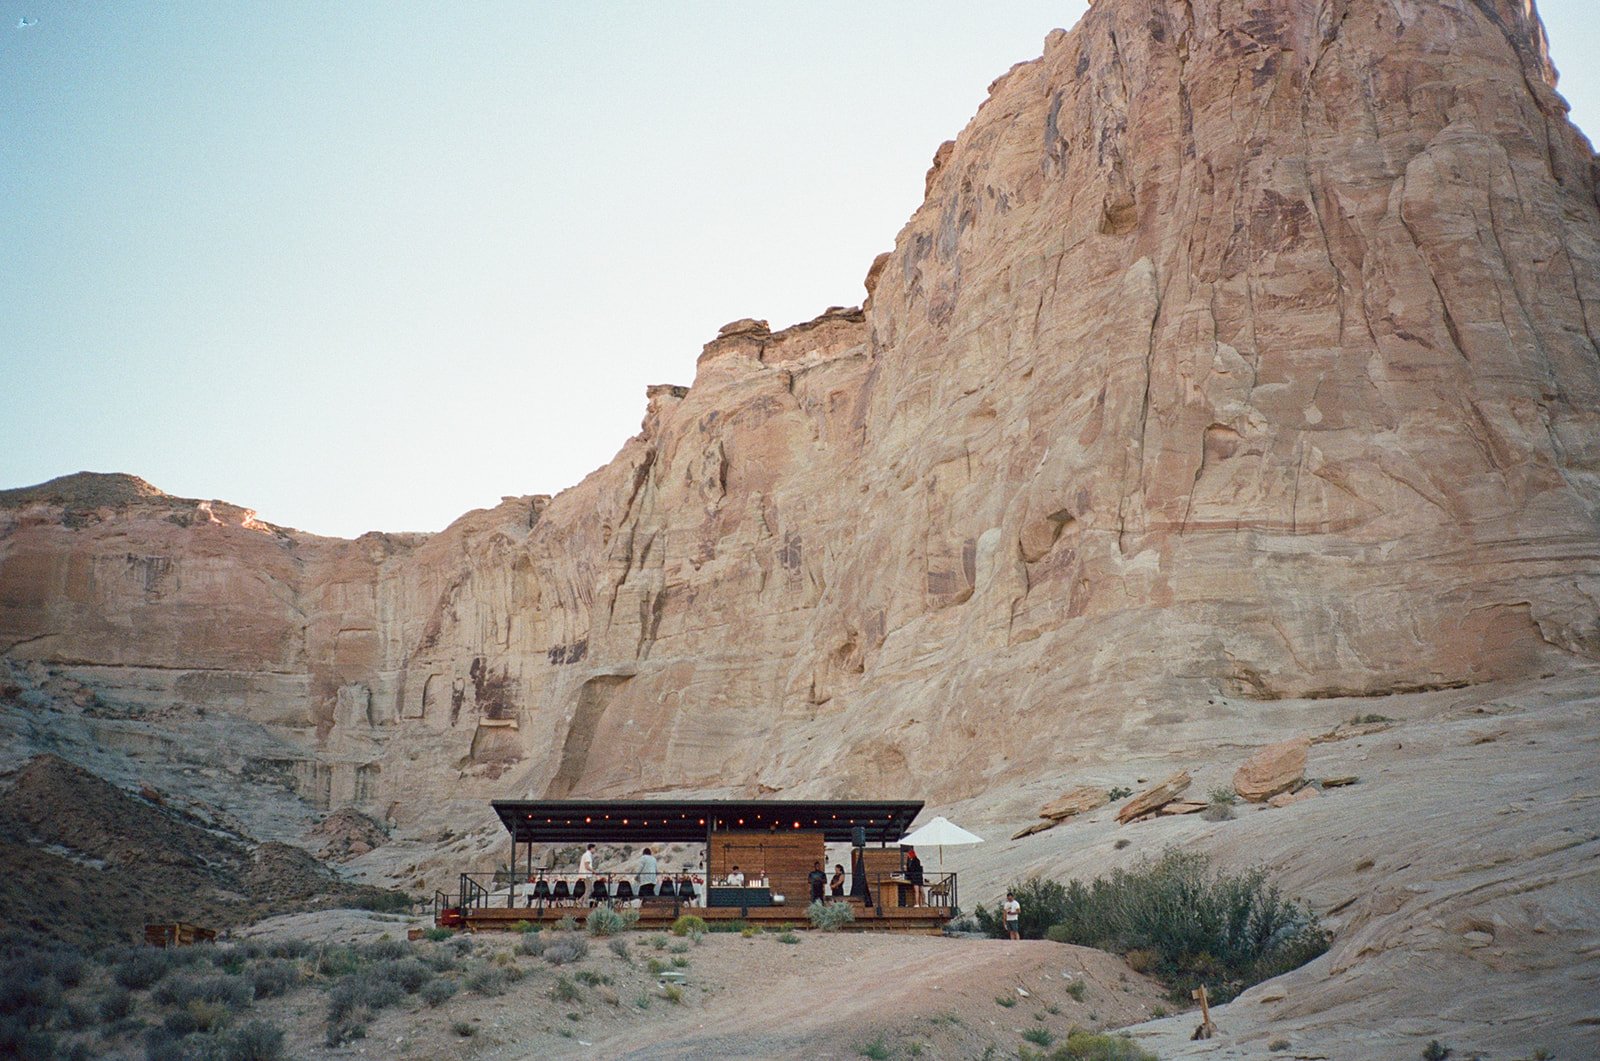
[3,0,1598,824]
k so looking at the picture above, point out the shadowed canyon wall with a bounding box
[4,0,1598,821]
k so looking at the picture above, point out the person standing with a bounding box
[830,863,846,898]
[808,861,827,903]
[637,847,659,896]
[1003,891,1021,940]
[904,847,925,906]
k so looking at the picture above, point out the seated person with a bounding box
[727,864,746,887]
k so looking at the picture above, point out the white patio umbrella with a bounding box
[898,815,983,870]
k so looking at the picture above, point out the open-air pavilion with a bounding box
[436,799,959,933]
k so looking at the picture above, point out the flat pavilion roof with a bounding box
[491,800,925,846]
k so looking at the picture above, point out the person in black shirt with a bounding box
[808,861,827,903]
[830,863,846,897]
[904,847,925,906]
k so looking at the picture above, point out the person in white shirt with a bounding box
[727,864,746,887]
[637,848,659,895]
[579,844,596,877]
[1003,891,1021,940]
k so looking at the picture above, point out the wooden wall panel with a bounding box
[709,829,824,904]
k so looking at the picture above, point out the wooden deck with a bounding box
[459,899,953,935]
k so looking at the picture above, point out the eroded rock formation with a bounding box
[2,0,1598,824]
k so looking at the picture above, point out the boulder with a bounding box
[1117,771,1192,824]
[1234,738,1310,803]
[1012,819,1059,840]
[1267,786,1319,809]
[1039,786,1110,821]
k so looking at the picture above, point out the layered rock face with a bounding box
[3,0,1598,817]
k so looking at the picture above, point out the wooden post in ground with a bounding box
[1191,984,1217,1039]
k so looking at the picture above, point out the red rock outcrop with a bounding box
[3,0,1598,817]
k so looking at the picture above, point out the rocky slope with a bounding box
[1,0,1598,1053]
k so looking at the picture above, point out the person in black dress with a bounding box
[830,863,846,898]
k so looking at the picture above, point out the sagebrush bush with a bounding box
[374,957,434,994]
[586,906,627,936]
[114,949,179,990]
[517,932,547,957]
[312,944,361,979]
[550,974,581,1003]
[216,1019,286,1061]
[1052,1030,1158,1060]
[670,915,707,937]
[327,971,405,1022]
[421,927,454,942]
[361,939,407,962]
[608,937,631,961]
[806,900,855,931]
[99,987,134,1022]
[466,966,511,997]
[1040,849,1330,1002]
[247,959,299,1000]
[264,939,312,961]
[153,973,252,1011]
[555,915,579,933]
[420,977,458,1007]
[542,936,589,966]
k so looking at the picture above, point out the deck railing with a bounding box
[443,869,958,921]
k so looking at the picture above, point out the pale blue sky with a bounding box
[3,2,1596,537]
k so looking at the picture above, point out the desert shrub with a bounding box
[360,939,407,962]
[1041,849,1330,1002]
[247,959,299,1000]
[586,906,627,936]
[512,920,537,934]
[373,957,433,994]
[646,958,665,975]
[608,937,630,961]
[575,970,611,986]
[1107,786,1134,801]
[143,1025,183,1060]
[115,948,180,990]
[860,1038,891,1060]
[453,1020,475,1037]
[465,966,510,997]
[419,946,460,972]
[1047,1031,1158,1060]
[261,938,310,960]
[670,915,707,937]
[1024,1027,1056,1047]
[671,956,690,968]
[61,999,97,1031]
[163,1005,202,1036]
[420,977,458,1007]
[776,931,800,944]
[421,927,454,942]
[550,975,581,1003]
[327,971,405,1022]
[1350,713,1393,725]
[351,889,412,913]
[324,1019,367,1048]
[215,1019,286,1061]
[542,936,589,966]
[668,941,689,954]
[995,995,1017,1008]
[1066,980,1088,1002]
[154,973,252,1011]
[99,986,134,1022]
[555,915,579,933]
[311,945,361,979]
[807,900,856,931]
[516,932,547,957]
[0,969,62,1030]
[44,950,86,988]
[707,919,747,933]
[1422,1042,1452,1061]
[662,983,683,1005]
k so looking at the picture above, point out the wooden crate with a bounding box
[144,922,216,948]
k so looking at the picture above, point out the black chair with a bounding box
[552,879,570,904]
[638,883,655,899]
[591,879,609,904]
[570,879,587,906]
[658,879,676,899]
[615,880,634,902]
[533,879,551,902]
[677,878,697,903]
